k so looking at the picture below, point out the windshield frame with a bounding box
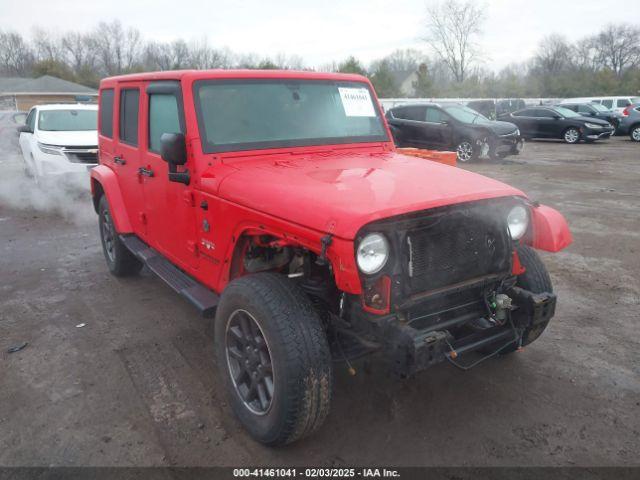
[193,78,389,154]
[37,109,97,132]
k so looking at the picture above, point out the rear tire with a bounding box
[98,195,142,277]
[501,245,553,354]
[214,273,332,446]
[630,125,640,142]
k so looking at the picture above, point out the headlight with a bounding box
[507,205,529,240]
[37,142,64,156]
[584,122,602,129]
[356,233,389,275]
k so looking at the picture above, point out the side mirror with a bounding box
[160,133,187,165]
[17,124,32,134]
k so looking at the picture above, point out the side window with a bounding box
[148,94,182,152]
[99,89,114,138]
[119,88,140,146]
[617,99,631,108]
[394,106,425,121]
[425,107,444,123]
[535,109,555,118]
[601,99,613,108]
[514,109,533,117]
[577,105,591,114]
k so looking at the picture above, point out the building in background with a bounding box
[0,75,97,111]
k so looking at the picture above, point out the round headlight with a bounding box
[507,205,529,240]
[357,233,389,275]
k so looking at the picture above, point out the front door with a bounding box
[139,81,198,271]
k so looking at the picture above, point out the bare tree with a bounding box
[92,20,142,75]
[0,30,34,75]
[573,36,599,72]
[534,34,572,75]
[31,28,64,62]
[594,24,640,76]
[61,31,97,73]
[423,0,486,82]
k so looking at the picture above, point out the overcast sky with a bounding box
[1,0,639,70]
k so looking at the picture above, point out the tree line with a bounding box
[1,1,639,98]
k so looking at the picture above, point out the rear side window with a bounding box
[513,109,533,117]
[119,89,140,146]
[534,109,554,118]
[149,94,182,152]
[601,99,613,108]
[393,106,425,121]
[99,89,114,138]
[616,99,631,108]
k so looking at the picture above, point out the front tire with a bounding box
[630,125,640,142]
[563,127,580,144]
[456,140,477,162]
[215,273,332,446]
[502,245,553,354]
[98,195,142,277]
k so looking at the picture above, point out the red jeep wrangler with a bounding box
[91,70,572,446]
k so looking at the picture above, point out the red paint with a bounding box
[91,69,571,299]
[512,250,526,275]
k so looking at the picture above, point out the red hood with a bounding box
[213,151,525,239]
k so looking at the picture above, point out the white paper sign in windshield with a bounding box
[338,87,376,117]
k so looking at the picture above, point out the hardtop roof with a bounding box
[99,69,370,88]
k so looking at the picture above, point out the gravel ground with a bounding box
[1,111,639,467]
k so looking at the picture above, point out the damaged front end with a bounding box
[334,198,558,377]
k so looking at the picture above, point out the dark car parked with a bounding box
[617,103,640,141]
[386,103,524,162]
[500,106,614,144]
[559,102,622,131]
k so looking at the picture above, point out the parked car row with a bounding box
[386,97,640,161]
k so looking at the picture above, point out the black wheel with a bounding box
[630,125,640,142]
[98,195,142,277]
[214,273,332,446]
[502,245,553,354]
[455,139,477,162]
[563,127,580,144]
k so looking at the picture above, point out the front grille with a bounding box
[406,210,511,294]
[63,147,98,164]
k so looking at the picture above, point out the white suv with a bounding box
[18,104,98,187]
[561,96,640,114]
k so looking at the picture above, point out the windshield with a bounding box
[590,103,610,112]
[442,105,492,124]
[194,79,388,153]
[554,107,580,118]
[38,109,97,131]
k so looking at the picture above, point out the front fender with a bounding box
[90,165,133,233]
[526,204,572,252]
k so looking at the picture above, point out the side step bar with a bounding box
[120,235,219,318]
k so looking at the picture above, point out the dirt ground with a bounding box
[1,111,639,467]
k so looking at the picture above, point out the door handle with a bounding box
[114,156,126,165]
[138,167,154,177]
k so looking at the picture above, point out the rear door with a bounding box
[140,81,198,270]
[390,106,426,145]
[114,83,146,236]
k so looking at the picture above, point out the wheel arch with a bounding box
[90,165,133,233]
